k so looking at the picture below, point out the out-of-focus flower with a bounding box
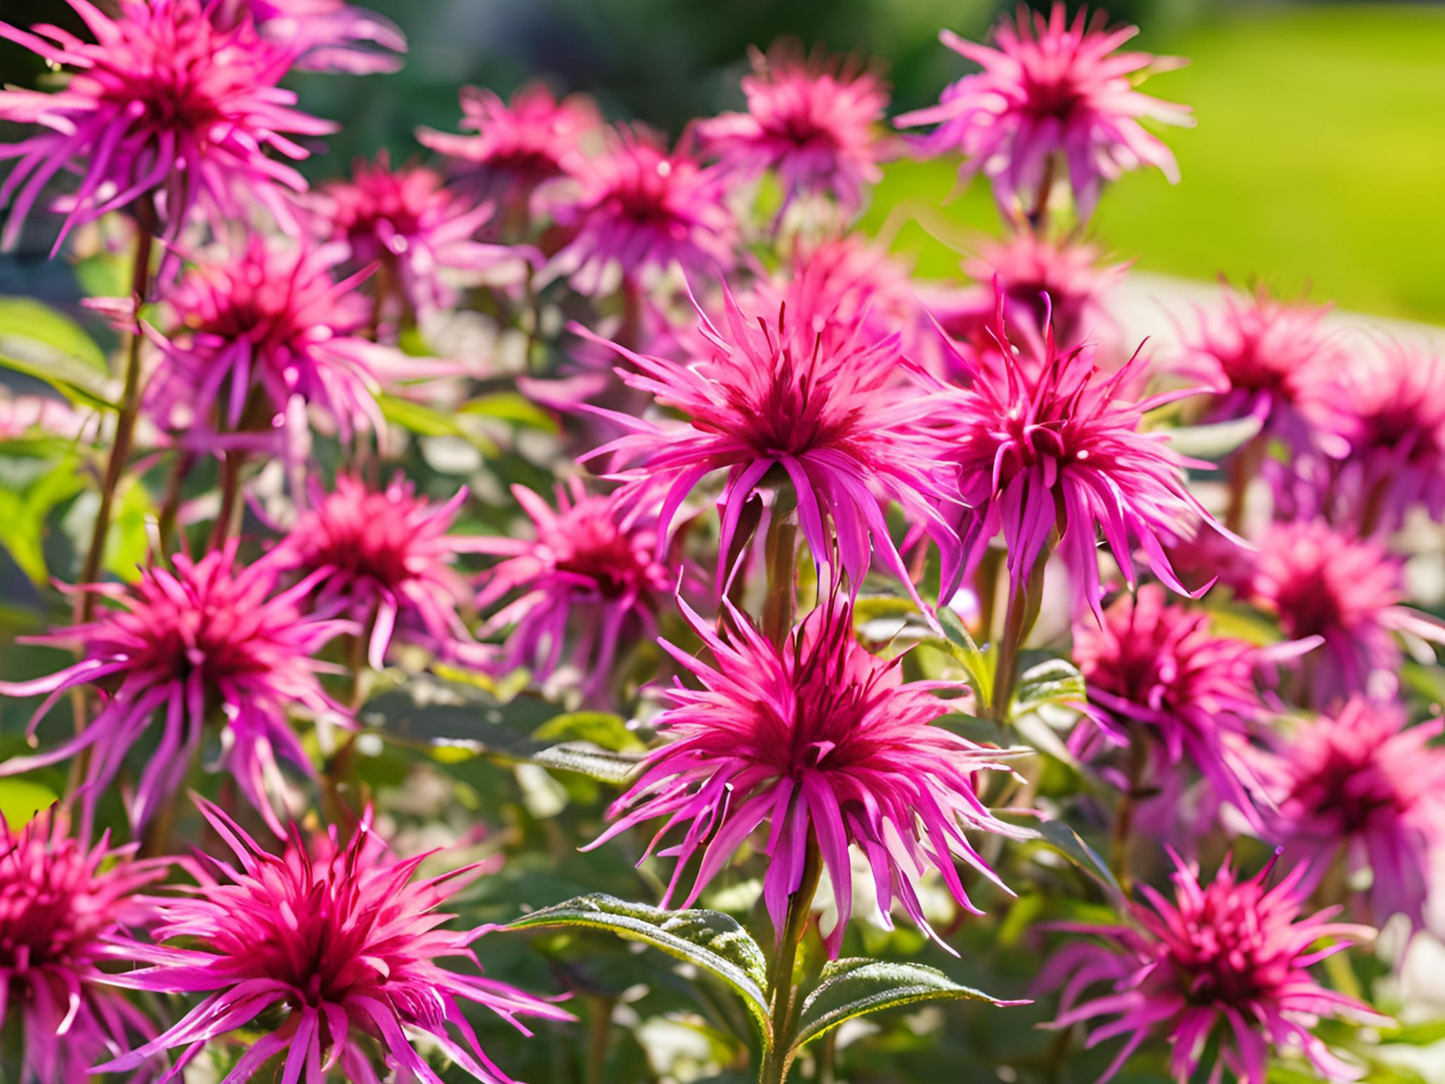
[940,303,1232,619]
[1260,698,1445,931]
[1329,344,1445,533]
[272,475,484,669]
[1069,584,1276,826]
[316,152,535,320]
[896,4,1191,218]
[218,0,406,74]
[589,598,1025,955]
[144,237,421,454]
[0,0,334,250]
[0,544,351,832]
[1178,287,1352,459]
[578,276,959,604]
[0,811,162,1084]
[1039,852,1373,1084]
[1248,521,1445,706]
[697,42,888,213]
[0,391,88,442]
[419,83,600,214]
[928,231,1126,371]
[474,481,671,701]
[544,127,736,295]
[98,800,571,1084]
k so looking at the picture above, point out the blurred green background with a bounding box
[5,0,1444,322]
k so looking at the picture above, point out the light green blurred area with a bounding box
[863,4,1445,324]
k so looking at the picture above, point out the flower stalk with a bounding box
[759,832,822,1084]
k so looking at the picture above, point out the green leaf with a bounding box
[793,958,1019,1051]
[532,711,645,752]
[460,391,558,432]
[1159,414,1263,460]
[0,779,58,825]
[0,297,115,409]
[1007,817,1124,905]
[1010,659,1086,733]
[0,457,86,582]
[510,894,772,1044]
[377,394,468,438]
[929,607,995,707]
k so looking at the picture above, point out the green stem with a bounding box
[1110,729,1149,892]
[584,994,617,1084]
[1224,435,1265,536]
[988,541,1051,724]
[759,834,822,1084]
[761,495,798,649]
[210,449,247,550]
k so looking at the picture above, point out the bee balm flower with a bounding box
[1040,853,1374,1084]
[97,801,571,1084]
[897,4,1191,218]
[221,0,407,74]
[0,0,335,250]
[589,599,1024,955]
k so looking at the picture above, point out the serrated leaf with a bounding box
[793,958,1020,1051]
[1159,414,1262,460]
[0,297,116,410]
[460,391,558,432]
[510,894,772,1044]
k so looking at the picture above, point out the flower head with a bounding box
[0,811,162,1084]
[1262,699,1445,930]
[272,475,484,670]
[940,303,1230,618]
[99,800,571,1084]
[578,276,959,605]
[0,390,88,442]
[1247,521,1445,706]
[1330,343,1445,532]
[473,481,672,702]
[697,42,888,212]
[0,544,350,832]
[589,598,1024,955]
[1040,852,1373,1084]
[0,0,334,250]
[896,4,1191,218]
[1068,585,1273,826]
[316,152,533,320]
[418,83,600,213]
[544,127,736,295]
[219,0,407,74]
[1179,287,1352,459]
[144,236,415,453]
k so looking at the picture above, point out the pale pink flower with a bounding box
[1261,699,1445,930]
[473,481,672,702]
[544,127,736,295]
[316,152,535,320]
[896,4,1191,218]
[271,475,485,669]
[697,42,888,212]
[218,0,406,75]
[589,599,1026,955]
[98,800,571,1084]
[0,390,88,441]
[0,0,334,251]
[1040,852,1373,1084]
[0,811,163,1084]
[0,544,351,833]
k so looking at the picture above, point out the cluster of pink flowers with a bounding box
[0,1,1438,1082]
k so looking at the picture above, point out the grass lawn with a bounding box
[862,4,1445,324]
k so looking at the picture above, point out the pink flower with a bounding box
[0,390,89,441]
[218,0,407,75]
[0,0,334,251]
[1179,287,1352,459]
[0,811,163,1084]
[316,152,535,320]
[1068,584,1274,827]
[697,42,888,213]
[143,236,415,453]
[1247,521,1445,706]
[272,475,485,670]
[544,127,736,295]
[473,481,672,702]
[0,544,351,832]
[1330,344,1445,532]
[578,278,959,605]
[589,599,1025,955]
[1039,852,1373,1084]
[418,83,600,214]
[939,303,1231,618]
[98,800,571,1084]
[1261,698,1445,930]
[896,4,1191,218]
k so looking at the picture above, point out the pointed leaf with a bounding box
[0,296,116,410]
[930,607,995,706]
[1007,816,1124,905]
[510,894,772,1044]
[793,958,1021,1051]
[1159,414,1262,460]
[1011,658,1086,717]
